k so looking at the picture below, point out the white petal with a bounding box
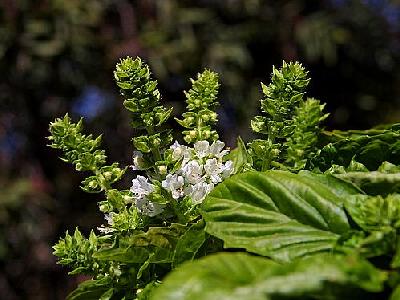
[182,160,203,184]
[204,158,220,176]
[210,140,225,156]
[221,160,234,178]
[194,140,210,158]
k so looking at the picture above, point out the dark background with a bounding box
[1,0,400,298]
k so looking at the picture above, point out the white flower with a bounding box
[185,182,214,204]
[161,140,234,205]
[97,226,114,234]
[162,174,185,199]
[105,213,114,226]
[221,160,234,178]
[130,175,163,217]
[194,140,210,158]
[182,160,203,184]
[130,175,154,198]
[170,141,192,164]
[209,141,229,158]
[171,141,184,160]
[97,213,115,234]
[204,158,223,184]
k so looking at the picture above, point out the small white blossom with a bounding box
[182,160,203,184]
[97,226,114,234]
[194,140,210,158]
[105,213,114,226]
[204,158,223,183]
[97,213,115,234]
[162,174,185,199]
[170,141,192,164]
[130,175,154,198]
[221,160,234,178]
[161,140,235,207]
[130,175,164,217]
[186,182,214,204]
[209,141,229,158]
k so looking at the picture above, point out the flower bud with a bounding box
[189,130,197,139]
[88,180,98,189]
[158,165,167,175]
[103,171,113,180]
[75,162,82,171]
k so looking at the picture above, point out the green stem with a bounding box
[146,127,162,162]
[197,116,202,142]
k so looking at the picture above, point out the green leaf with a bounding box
[391,285,400,300]
[202,171,355,262]
[344,194,400,232]
[336,171,400,195]
[94,224,187,264]
[392,239,400,268]
[314,125,400,171]
[99,288,114,300]
[150,252,386,300]
[172,219,206,268]
[67,278,112,300]
[225,136,251,173]
[137,282,160,300]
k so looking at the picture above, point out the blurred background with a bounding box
[1,0,400,298]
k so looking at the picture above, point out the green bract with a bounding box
[249,61,328,171]
[48,57,400,299]
[176,69,220,143]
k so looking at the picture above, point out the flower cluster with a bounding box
[130,175,164,217]
[162,140,233,204]
[129,140,234,217]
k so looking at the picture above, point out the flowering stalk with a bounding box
[249,61,326,171]
[48,57,233,299]
[48,114,125,193]
[176,70,220,144]
[114,56,173,175]
[285,97,329,170]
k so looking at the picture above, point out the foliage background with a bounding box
[1,0,400,299]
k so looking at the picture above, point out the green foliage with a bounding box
[202,171,356,262]
[327,160,400,195]
[176,70,220,143]
[53,229,112,276]
[114,56,173,167]
[249,61,327,171]
[314,124,400,171]
[224,137,253,173]
[345,194,400,232]
[49,57,400,299]
[285,97,329,170]
[151,252,385,300]
[66,277,114,300]
[48,114,125,192]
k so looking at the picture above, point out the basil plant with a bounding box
[49,57,400,300]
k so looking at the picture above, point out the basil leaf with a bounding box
[172,219,206,268]
[202,171,354,262]
[94,224,186,264]
[67,278,113,300]
[150,252,385,300]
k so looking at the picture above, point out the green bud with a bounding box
[178,69,220,143]
[75,162,82,171]
[103,171,113,180]
[158,165,167,175]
